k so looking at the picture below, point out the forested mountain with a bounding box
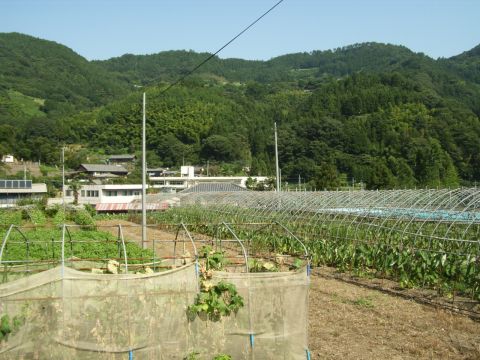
[0,33,129,115]
[1,32,479,189]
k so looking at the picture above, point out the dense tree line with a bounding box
[0,33,479,189]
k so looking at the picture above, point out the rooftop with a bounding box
[79,164,128,173]
[108,154,136,160]
[180,182,248,193]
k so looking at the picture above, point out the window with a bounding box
[85,190,99,197]
[66,190,72,196]
[81,190,85,197]
[169,181,185,185]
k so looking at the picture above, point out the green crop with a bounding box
[148,207,480,300]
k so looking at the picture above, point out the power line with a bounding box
[159,0,285,95]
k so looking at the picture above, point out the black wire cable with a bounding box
[159,0,285,95]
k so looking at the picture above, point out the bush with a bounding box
[73,209,94,227]
[21,208,46,226]
[84,204,97,218]
[44,205,59,218]
[0,211,22,227]
[53,209,66,226]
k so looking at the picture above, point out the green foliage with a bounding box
[72,209,94,226]
[213,355,232,360]
[0,312,25,342]
[1,33,479,187]
[183,352,232,360]
[20,207,46,225]
[0,210,22,227]
[84,204,97,218]
[199,246,228,271]
[53,209,66,225]
[187,281,244,322]
[2,227,154,265]
[248,259,278,273]
[157,206,480,301]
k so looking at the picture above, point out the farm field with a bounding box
[1,209,479,358]
[99,219,480,359]
[309,268,480,360]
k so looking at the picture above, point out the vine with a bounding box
[187,246,244,321]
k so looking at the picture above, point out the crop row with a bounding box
[148,207,479,300]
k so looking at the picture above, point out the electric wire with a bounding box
[159,0,285,95]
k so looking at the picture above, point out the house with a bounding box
[1,155,15,163]
[107,154,136,166]
[64,183,141,205]
[59,183,167,212]
[149,166,267,192]
[147,168,169,177]
[0,179,47,207]
[77,164,129,179]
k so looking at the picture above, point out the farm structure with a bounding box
[0,222,310,359]
[147,188,480,306]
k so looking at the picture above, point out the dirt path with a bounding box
[97,220,480,359]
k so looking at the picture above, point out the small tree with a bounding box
[69,181,81,205]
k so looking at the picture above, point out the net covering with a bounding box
[0,263,308,359]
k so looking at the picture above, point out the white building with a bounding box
[1,155,15,163]
[149,166,268,192]
[63,184,142,205]
[0,180,47,207]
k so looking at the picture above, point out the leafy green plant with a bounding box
[199,245,228,271]
[187,280,244,322]
[0,312,25,342]
[248,258,278,272]
[73,209,95,227]
[84,203,97,218]
[24,208,46,225]
[53,209,66,225]
[213,355,232,360]
[0,210,22,227]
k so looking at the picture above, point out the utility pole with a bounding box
[274,122,280,192]
[141,93,147,249]
[62,147,65,213]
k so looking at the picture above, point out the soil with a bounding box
[309,268,480,360]
[97,220,480,359]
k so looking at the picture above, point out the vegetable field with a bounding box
[146,188,480,301]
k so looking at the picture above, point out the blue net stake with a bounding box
[307,263,311,276]
[249,334,254,348]
[129,350,133,360]
[306,349,311,360]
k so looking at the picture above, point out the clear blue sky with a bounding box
[1,0,479,61]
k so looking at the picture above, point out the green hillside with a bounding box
[0,33,129,114]
[0,32,479,189]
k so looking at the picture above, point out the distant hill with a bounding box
[0,32,479,189]
[0,33,129,114]
[94,42,422,84]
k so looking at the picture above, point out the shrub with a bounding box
[73,209,95,227]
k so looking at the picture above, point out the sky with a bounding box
[1,0,479,61]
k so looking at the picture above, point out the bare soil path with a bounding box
[309,268,480,359]
[97,220,480,359]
